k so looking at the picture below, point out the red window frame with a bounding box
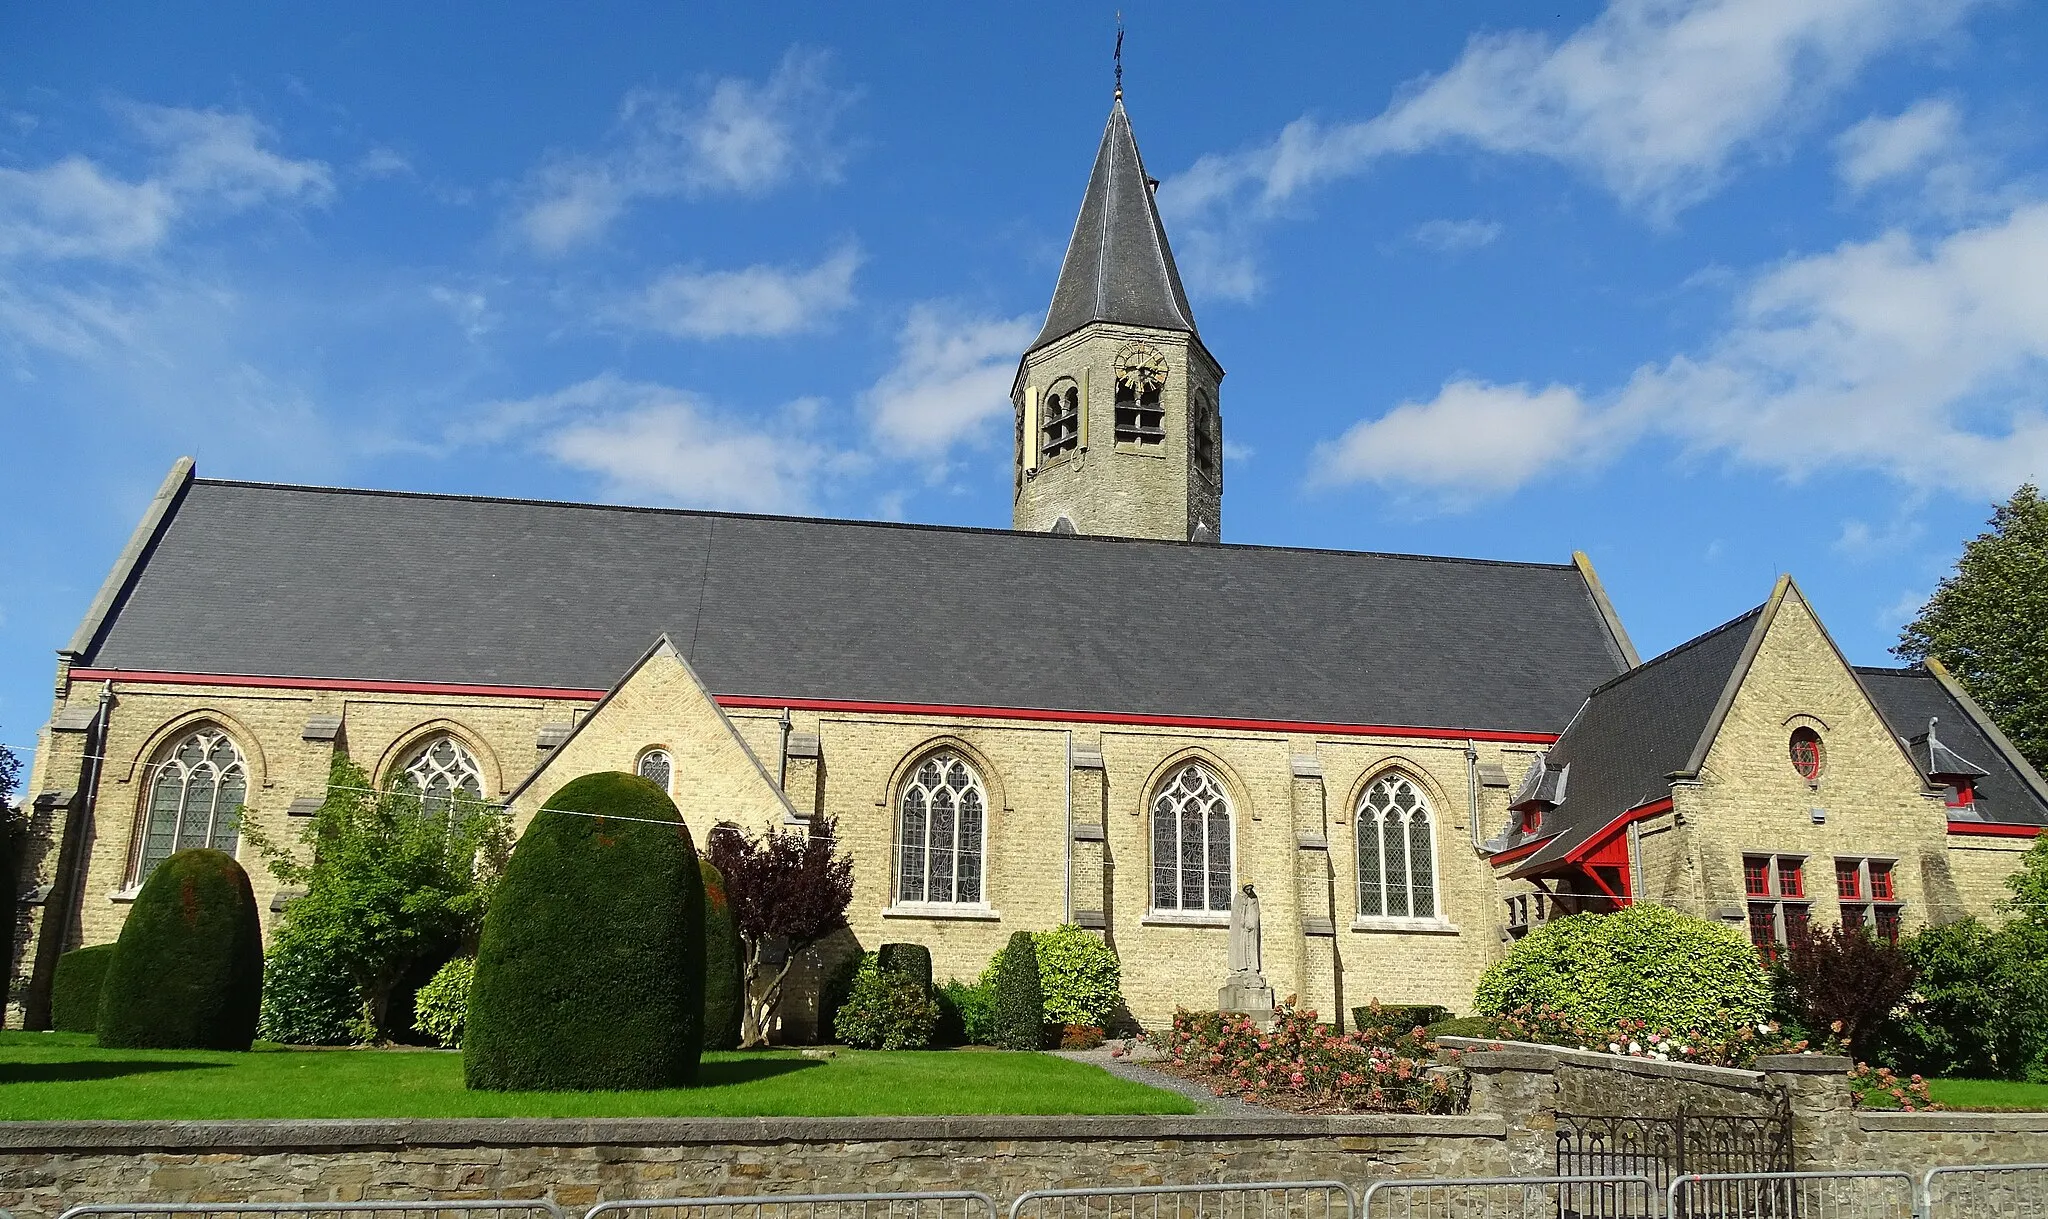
[1836,862,1862,900]
[1947,781,1976,809]
[1748,904,1777,954]
[1744,857,1771,897]
[1875,906,1903,944]
[1520,807,1543,834]
[1790,727,1824,782]
[1778,858,1805,899]
[1870,862,1895,902]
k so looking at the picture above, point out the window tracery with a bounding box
[397,734,485,813]
[137,728,246,882]
[1151,762,1232,912]
[637,748,673,794]
[1357,772,1438,920]
[896,751,987,905]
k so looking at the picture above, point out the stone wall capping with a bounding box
[1755,1053,1853,1074]
[1073,909,1107,929]
[286,797,324,817]
[1296,833,1328,850]
[1437,1037,1769,1086]
[0,1113,1510,1152]
[1859,1111,2048,1133]
[1476,762,1510,788]
[785,732,822,760]
[1301,915,1335,937]
[1071,823,1106,842]
[300,715,342,742]
[51,707,99,732]
[1290,755,1323,779]
[535,723,573,750]
[1071,749,1106,771]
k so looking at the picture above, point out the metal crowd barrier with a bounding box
[1359,1174,1653,1219]
[1667,1171,1915,1218]
[57,1204,568,1219]
[1007,1182,1355,1219]
[585,1193,999,1219]
[1921,1163,2048,1218]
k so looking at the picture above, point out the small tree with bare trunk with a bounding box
[708,813,854,1047]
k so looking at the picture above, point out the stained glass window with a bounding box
[398,734,484,815]
[896,752,987,905]
[637,749,672,793]
[1151,763,1232,912]
[137,729,247,883]
[1357,773,1439,919]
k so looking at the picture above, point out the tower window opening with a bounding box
[1191,390,1218,478]
[1041,381,1080,460]
[1115,347,1168,445]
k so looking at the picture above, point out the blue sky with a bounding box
[3,1,2046,745]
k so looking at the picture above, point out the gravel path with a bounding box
[1051,1047,1276,1115]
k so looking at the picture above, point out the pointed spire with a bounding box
[1027,94,1200,355]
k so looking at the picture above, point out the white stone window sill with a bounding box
[881,904,1002,922]
[1351,916,1460,935]
[1141,911,1230,928]
[110,888,141,903]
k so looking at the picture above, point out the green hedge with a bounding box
[51,944,119,1033]
[464,772,706,1091]
[258,925,364,1045]
[936,978,995,1045]
[990,930,1045,1050]
[413,956,473,1048]
[701,859,743,1053]
[835,959,939,1049]
[1474,903,1772,1038]
[878,942,934,994]
[1031,925,1120,1027]
[96,849,264,1050]
[1353,1003,1451,1033]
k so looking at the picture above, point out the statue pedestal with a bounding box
[1218,969,1275,1027]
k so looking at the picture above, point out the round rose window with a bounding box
[1790,727,1824,782]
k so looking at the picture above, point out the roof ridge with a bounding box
[1580,603,1766,699]
[188,477,1584,570]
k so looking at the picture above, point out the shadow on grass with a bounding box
[0,1059,225,1084]
[693,1056,824,1088]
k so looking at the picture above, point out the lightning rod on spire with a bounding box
[1114,14,1124,100]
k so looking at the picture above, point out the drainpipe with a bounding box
[777,708,791,791]
[1063,731,1074,924]
[1465,740,1485,854]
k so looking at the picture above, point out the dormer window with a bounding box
[1114,346,1167,445]
[1946,781,1976,810]
[1041,379,1081,461]
[1519,807,1542,834]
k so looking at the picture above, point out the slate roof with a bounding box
[1500,606,1764,872]
[1028,97,1200,356]
[1857,666,2048,827]
[76,477,1632,735]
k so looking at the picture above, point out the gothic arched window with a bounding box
[1151,762,1232,912]
[1041,379,1081,461]
[637,748,673,794]
[896,751,987,905]
[1357,772,1438,919]
[396,734,485,814]
[136,727,247,882]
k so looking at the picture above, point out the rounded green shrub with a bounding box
[701,859,744,1052]
[989,930,1045,1050]
[413,956,474,1048]
[878,942,934,995]
[834,957,939,1049]
[1031,925,1120,1027]
[936,978,995,1045]
[258,925,364,1045]
[51,943,119,1033]
[464,772,706,1091]
[97,848,263,1050]
[1474,903,1771,1038]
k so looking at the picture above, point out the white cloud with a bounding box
[1313,202,2048,504]
[862,305,1037,455]
[0,104,329,261]
[621,245,859,339]
[1161,0,1985,297]
[1836,98,1964,191]
[468,375,830,512]
[1410,218,1503,252]
[1310,380,1613,504]
[511,49,855,255]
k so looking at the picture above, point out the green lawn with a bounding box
[1925,1078,2048,1111]
[0,1032,1196,1120]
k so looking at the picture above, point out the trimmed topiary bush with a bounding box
[1031,925,1120,1027]
[989,930,1045,1050]
[878,942,934,995]
[936,978,995,1045]
[97,848,263,1050]
[51,943,119,1033]
[258,925,364,1045]
[464,772,706,1091]
[413,956,473,1048]
[1475,903,1772,1038]
[701,859,743,1052]
[834,957,939,1049]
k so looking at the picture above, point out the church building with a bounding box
[11,93,2047,1034]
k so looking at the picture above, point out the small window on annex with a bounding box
[136,727,247,883]
[395,734,485,815]
[896,751,987,906]
[1041,379,1081,462]
[1151,762,1233,913]
[637,749,673,794]
[1357,772,1439,920]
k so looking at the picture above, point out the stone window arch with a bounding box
[896,750,988,905]
[1357,771,1439,919]
[395,733,485,814]
[134,726,247,883]
[637,748,673,794]
[1041,378,1081,462]
[1151,762,1233,912]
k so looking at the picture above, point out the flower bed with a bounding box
[1439,1005,1829,1068]
[1136,1006,1465,1114]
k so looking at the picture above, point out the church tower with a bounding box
[1012,91,1223,543]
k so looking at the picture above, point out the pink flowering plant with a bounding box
[1448,1005,1839,1068]
[1847,1063,1943,1111]
[1151,1005,1465,1114]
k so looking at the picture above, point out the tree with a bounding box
[707,812,854,1047]
[1780,923,1916,1053]
[1897,483,2048,772]
[242,753,509,1039]
[0,739,22,994]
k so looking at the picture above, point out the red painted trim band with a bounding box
[1488,839,1547,867]
[1948,821,2043,838]
[1499,796,1674,877]
[66,667,1563,743]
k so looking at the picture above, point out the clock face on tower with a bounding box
[1116,346,1169,397]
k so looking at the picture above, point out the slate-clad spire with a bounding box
[1028,97,1200,354]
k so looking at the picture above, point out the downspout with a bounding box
[777,708,791,791]
[1063,731,1074,924]
[1466,740,1485,854]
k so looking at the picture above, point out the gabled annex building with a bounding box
[12,93,2048,1033]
